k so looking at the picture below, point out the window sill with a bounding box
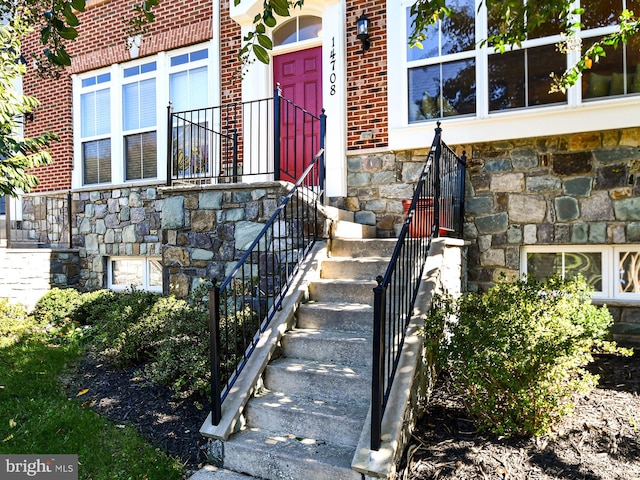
[389,95,640,148]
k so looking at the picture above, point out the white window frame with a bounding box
[387,0,640,148]
[107,256,162,293]
[520,245,640,303]
[122,60,158,181]
[72,42,216,189]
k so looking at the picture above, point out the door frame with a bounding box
[231,0,347,197]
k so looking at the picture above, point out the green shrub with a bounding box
[31,288,83,326]
[83,289,163,367]
[431,275,627,437]
[0,298,31,345]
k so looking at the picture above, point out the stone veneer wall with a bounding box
[160,182,312,298]
[0,249,80,309]
[70,185,163,291]
[344,127,640,295]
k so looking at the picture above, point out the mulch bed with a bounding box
[64,351,640,480]
[62,353,210,474]
[398,352,640,480]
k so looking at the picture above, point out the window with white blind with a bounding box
[123,62,157,181]
[80,73,111,185]
[73,43,213,188]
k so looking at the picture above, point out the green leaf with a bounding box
[264,15,277,28]
[271,0,291,17]
[71,0,86,12]
[252,44,270,64]
[257,34,273,50]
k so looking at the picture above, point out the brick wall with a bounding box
[22,0,213,193]
[346,0,388,151]
[219,0,243,104]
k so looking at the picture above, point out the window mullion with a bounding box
[476,0,489,117]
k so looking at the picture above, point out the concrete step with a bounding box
[264,358,370,405]
[222,427,361,480]
[188,465,258,480]
[320,256,389,281]
[244,390,368,447]
[295,302,373,333]
[330,238,397,258]
[309,279,377,304]
[282,328,373,366]
[321,206,355,223]
[332,220,377,239]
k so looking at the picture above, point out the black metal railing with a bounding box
[208,139,326,424]
[371,124,466,450]
[167,87,324,186]
[4,192,72,249]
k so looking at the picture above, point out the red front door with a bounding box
[273,46,322,182]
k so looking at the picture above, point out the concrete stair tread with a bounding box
[223,427,361,480]
[188,465,259,480]
[332,220,377,239]
[295,302,373,333]
[251,390,369,421]
[284,327,372,344]
[311,278,377,286]
[330,238,398,258]
[245,390,369,447]
[268,357,370,379]
[282,328,373,366]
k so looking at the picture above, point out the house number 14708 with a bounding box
[329,37,337,96]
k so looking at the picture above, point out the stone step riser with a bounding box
[244,399,366,447]
[330,238,397,258]
[264,362,370,405]
[320,258,389,281]
[222,430,361,480]
[295,304,373,333]
[309,281,376,304]
[282,334,373,367]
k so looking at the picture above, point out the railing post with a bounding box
[433,122,442,237]
[319,108,327,205]
[273,84,281,181]
[232,127,239,183]
[209,282,223,425]
[166,103,174,186]
[67,191,73,249]
[457,151,467,236]
[371,275,386,451]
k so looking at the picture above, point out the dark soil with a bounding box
[62,353,210,475]
[64,351,640,480]
[398,352,640,480]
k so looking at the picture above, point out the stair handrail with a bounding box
[208,140,326,426]
[370,123,466,450]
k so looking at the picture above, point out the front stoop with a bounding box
[192,237,399,480]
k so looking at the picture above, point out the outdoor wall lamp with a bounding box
[356,13,371,54]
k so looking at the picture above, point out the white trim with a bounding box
[388,0,640,148]
[107,256,163,293]
[72,42,217,189]
[232,0,347,197]
[520,244,640,303]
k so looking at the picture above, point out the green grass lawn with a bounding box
[0,325,184,480]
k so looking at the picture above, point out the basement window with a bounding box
[108,257,162,292]
[521,245,640,302]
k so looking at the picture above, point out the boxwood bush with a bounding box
[429,275,630,437]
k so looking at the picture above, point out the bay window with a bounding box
[389,0,640,145]
[73,43,213,188]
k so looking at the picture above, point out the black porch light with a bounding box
[356,12,371,54]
